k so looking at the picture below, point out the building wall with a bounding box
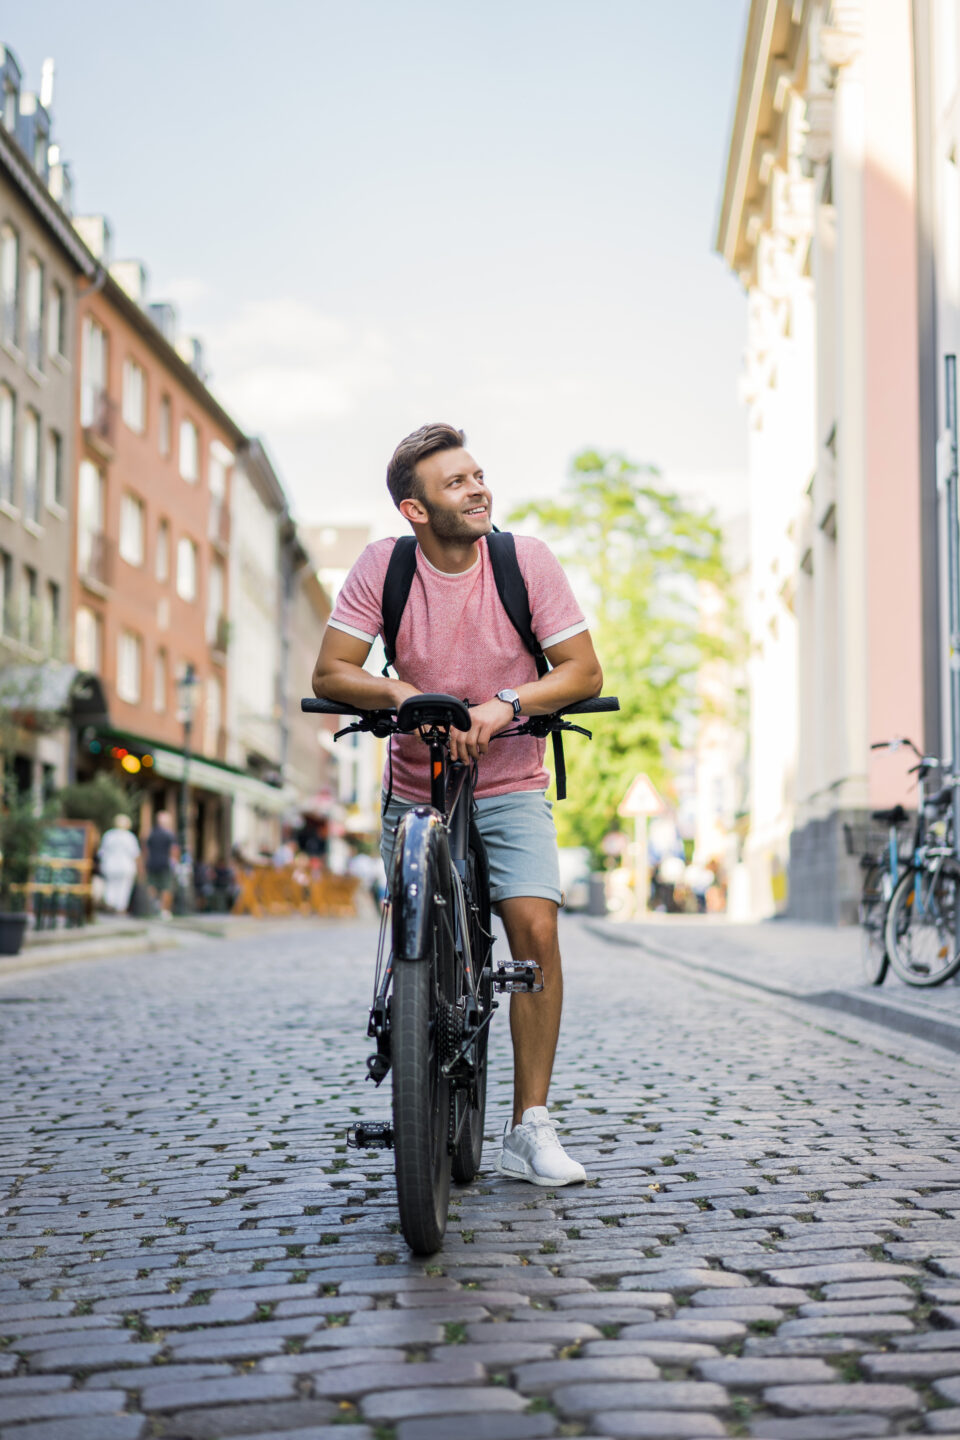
[717,0,931,921]
[0,144,81,791]
[0,173,76,657]
[70,280,239,853]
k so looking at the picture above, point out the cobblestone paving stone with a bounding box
[2,917,960,1440]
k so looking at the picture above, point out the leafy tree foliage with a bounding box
[509,449,738,860]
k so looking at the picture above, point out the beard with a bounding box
[421,497,492,542]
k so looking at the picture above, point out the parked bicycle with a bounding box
[301,690,619,1254]
[849,737,959,988]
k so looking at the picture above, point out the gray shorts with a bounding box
[380,789,562,905]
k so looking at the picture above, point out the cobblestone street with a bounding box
[3,918,960,1440]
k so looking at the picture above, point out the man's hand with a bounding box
[449,698,515,764]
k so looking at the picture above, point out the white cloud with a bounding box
[203,298,396,433]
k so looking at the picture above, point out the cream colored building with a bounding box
[717,0,931,921]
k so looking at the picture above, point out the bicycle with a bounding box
[883,750,959,987]
[300,690,619,1254]
[846,738,915,986]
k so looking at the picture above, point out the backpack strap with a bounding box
[486,531,549,680]
[487,531,568,801]
[380,536,419,677]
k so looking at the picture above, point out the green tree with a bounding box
[509,449,738,859]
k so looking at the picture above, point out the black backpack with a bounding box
[380,531,570,799]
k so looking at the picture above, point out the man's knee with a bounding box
[502,904,560,965]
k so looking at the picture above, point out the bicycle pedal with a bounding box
[493,962,544,993]
[347,1122,394,1150]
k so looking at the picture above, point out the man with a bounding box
[143,809,179,921]
[312,423,602,1185]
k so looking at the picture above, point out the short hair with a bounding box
[386,423,466,508]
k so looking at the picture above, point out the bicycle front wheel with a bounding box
[392,847,456,1255]
[885,860,960,987]
[859,863,889,986]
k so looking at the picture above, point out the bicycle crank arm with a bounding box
[493,962,544,993]
[347,1122,395,1150]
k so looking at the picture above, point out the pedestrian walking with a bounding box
[312,422,604,1186]
[143,810,179,920]
[97,814,140,913]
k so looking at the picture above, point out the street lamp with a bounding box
[174,662,200,914]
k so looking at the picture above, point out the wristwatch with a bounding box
[496,688,522,718]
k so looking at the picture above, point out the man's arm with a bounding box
[448,630,603,764]
[312,625,419,710]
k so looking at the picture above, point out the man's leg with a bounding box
[497,896,562,1128]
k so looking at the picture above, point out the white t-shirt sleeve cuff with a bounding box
[328,618,377,645]
[540,619,589,650]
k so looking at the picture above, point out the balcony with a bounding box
[82,389,117,461]
[209,613,230,664]
[208,499,230,554]
[78,531,113,594]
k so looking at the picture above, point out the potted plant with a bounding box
[0,781,48,954]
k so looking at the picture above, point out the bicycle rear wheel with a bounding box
[859,863,888,986]
[885,860,960,987]
[452,825,492,1184]
[392,847,456,1255]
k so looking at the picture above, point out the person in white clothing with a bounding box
[97,814,141,914]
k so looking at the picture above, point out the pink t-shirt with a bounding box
[329,534,587,801]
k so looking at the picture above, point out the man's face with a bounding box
[409,447,493,542]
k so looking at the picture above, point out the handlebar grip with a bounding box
[300,697,370,717]
[561,696,620,715]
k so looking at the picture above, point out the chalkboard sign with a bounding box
[39,821,94,863]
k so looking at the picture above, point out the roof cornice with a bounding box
[0,123,95,274]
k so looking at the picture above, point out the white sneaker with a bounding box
[496,1106,587,1187]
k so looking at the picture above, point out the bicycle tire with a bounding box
[452,825,492,1184]
[392,844,455,1255]
[884,859,960,987]
[859,863,889,986]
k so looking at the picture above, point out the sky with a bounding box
[9,0,750,541]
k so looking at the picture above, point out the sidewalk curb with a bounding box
[0,930,185,982]
[582,920,960,1056]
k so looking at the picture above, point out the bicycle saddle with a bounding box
[871,804,908,825]
[397,694,471,734]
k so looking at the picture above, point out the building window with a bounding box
[156,518,170,581]
[179,418,198,482]
[21,408,40,525]
[22,565,38,647]
[121,357,146,433]
[3,79,16,134]
[117,630,142,704]
[80,316,108,427]
[119,492,145,567]
[159,394,172,457]
[1,224,19,346]
[208,441,230,541]
[0,384,14,506]
[207,555,225,645]
[0,550,12,636]
[204,674,222,755]
[46,580,60,655]
[154,647,167,712]
[75,605,101,671]
[47,281,65,359]
[77,459,106,581]
[24,255,42,371]
[44,428,63,509]
[176,536,198,601]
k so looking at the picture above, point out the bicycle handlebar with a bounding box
[300,694,620,722]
